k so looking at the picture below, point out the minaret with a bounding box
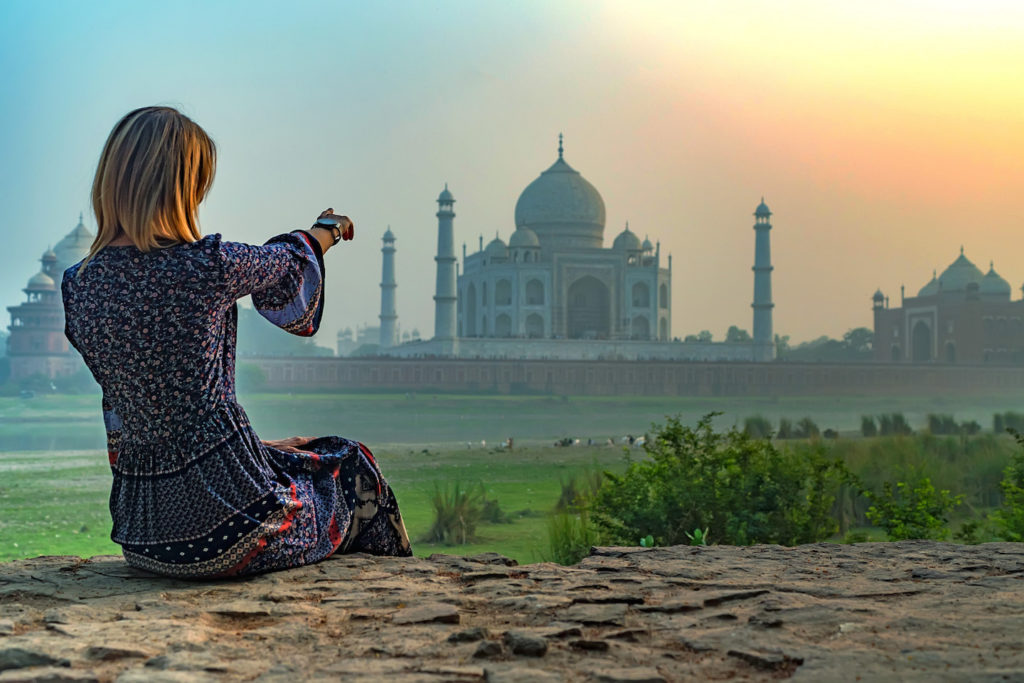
[751,198,775,362]
[379,227,397,348]
[433,184,458,348]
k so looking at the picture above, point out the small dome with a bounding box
[27,270,55,290]
[872,289,884,301]
[981,262,1011,297]
[485,235,508,258]
[509,226,540,248]
[612,224,641,251]
[42,249,57,263]
[918,270,939,297]
[641,236,654,252]
[382,227,395,241]
[438,184,454,203]
[755,198,772,217]
[937,248,984,293]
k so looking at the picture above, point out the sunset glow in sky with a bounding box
[2,0,1022,344]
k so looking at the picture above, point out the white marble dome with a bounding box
[509,226,540,248]
[513,145,605,250]
[54,216,94,270]
[612,225,641,251]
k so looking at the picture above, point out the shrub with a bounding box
[990,431,1024,541]
[777,418,794,440]
[554,470,603,512]
[743,415,773,439]
[861,477,962,540]
[544,507,600,565]
[589,414,847,547]
[420,482,483,545]
[861,416,877,438]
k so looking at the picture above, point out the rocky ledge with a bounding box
[0,541,1022,682]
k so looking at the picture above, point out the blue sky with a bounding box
[3,0,1023,344]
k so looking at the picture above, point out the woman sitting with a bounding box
[61,106,411,578]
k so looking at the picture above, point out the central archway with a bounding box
[567,276,610,339]
[912,321,932,362]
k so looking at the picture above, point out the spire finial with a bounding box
[78,211,83,223]
[961,245,964,255]
[625,220,629,231]
[558,133,563,160]
[444,182,448,190]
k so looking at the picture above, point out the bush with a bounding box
[990,431,1024,541]
[861,477,962,540]
[420,482,483,545]
[861,416,877,438]
[743,415,773,439]
[777,418,794,440]
[554,470,603,512]
[589,414,847,547]
[544,508,600,565]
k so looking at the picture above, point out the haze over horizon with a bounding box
[2,0,1022,346]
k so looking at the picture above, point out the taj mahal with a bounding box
[374,137,776,362]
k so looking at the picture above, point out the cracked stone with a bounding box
[503,630,548,657]
[392,602,460,625]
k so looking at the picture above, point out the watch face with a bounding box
[316,217,340,227]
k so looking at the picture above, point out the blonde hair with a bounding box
[83,106,216,268]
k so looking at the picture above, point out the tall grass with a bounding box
[420,482,484,545]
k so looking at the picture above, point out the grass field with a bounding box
[2,390,1022,564]
[0,443,628,564]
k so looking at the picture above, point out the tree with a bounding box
[726,326,752,342]
[774,334,791,358]
[843,327,874,355]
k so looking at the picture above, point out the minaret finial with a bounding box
[444,182,448,190]
[78,211,83,224]
[961,245,964,255]
[625,220,629,231]
[558,133,564,160]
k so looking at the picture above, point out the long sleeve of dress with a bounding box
[217,231,325,337]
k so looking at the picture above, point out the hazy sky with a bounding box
[2,0,1023,345]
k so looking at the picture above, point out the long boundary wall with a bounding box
[250,357,1024,397]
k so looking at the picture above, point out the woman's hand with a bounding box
[262,436,316,455]
[310,207,354,253]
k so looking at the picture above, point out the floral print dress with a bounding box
[62,231,411,578]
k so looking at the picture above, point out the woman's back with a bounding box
[63,236,236,444]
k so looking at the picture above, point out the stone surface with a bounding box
[0,542,1020,681]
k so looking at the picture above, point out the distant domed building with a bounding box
[873,248,1024,364]
[6,216,93,381]
[457,138,672,342]
[379,136,776,362]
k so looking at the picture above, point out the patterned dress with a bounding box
[62,231,411,578]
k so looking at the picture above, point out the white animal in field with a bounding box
[634,436,646,447]
[481,440,487,449]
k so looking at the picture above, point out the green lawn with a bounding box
[2,390,1021,564]
[0,443,628,565]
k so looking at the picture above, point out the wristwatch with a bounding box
[314,218,342,245]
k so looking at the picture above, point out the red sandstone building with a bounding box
[873,249,1024,365]
[5,218,93,381]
